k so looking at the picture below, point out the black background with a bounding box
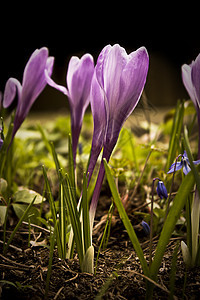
[1,3,199,109]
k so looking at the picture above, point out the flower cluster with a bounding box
[1,44,149,229]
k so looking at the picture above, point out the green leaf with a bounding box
[103,158,149,277]
[0,206,7,225]
[82,245,94,274]
[0,178,8,194]
[13,189,44,204]
[12,204,40,224]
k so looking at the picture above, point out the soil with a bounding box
[1,191,200,299]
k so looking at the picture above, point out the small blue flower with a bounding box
[141,221,150,235]
[167,151,200,175]
[156,180,168,199]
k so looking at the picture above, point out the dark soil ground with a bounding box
[1,190,200,300]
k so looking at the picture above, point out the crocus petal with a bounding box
[87,72,107,182]
[21,47,50,111]
[191,53,200,108]
[44,69,68,96]
[98,44,128,113]
[119,47,149,118]
[13,47,54,138]
[182,64,197,107]
[3,77,22,108]
[95,44,112,89]
[90,72,107,149]
[66,54,94,109]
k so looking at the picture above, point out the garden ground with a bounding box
[1,105,200,299]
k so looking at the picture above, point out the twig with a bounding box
[0,253,35,269]
[54,286,65,300]
[22,221,50,233]
[0,240,22,252]
[0,263,32,271]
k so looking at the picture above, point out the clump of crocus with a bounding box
[3,47,54,140]
[45,53,94,166]
[182,53,200,159]
[89,44,149,228]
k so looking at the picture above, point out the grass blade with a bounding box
[103,158,149,276]
[183,126,200,193]
[82,172,91,253]
[42,165,63,257]
[59,183,67,258]
[165,100,184,172]
[61,171,83,265]
[50,142,61,174]
[45,223,57,299]
[68,133,76,192]
[42,166,57,224]
[4,196,36,253]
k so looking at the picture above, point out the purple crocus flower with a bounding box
[3,47,54,140]
[89,44,149,227]
[182,53,200,158]
[45,54,94,165]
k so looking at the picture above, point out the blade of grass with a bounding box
[42,165,63,257]
[61,171,84,266]
[45,223,56,299]
[68,133,76,193]
[59,183,67,258]
[165,100,184,172]
[82,172,90,253]
[50,142,61,174]
[183,126,200,194]
[37,124,52,154]
[42,166,57,224]
[3,196,36,253]
[103,158,149,277]
[3,198,11,252]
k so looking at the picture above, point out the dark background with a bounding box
[1,3,199,110]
